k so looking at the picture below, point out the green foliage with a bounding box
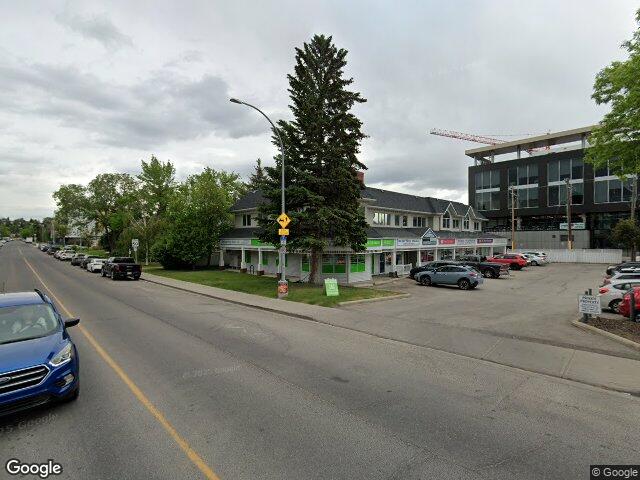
[585,8,640,176]
[256,34,369,281]
[248,158,266,190]
[611,218,640,249]
[153,167,244,268]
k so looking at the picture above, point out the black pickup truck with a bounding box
[455,255,509,279]
[101,257,141,280]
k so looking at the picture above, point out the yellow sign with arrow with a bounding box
[277,213,291,229]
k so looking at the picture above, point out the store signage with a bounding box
[477,238,494,244]
[438,238,456,245]
[221,238,252,247]
[560,222,586,230]
[325,278,340,297]
[455,238,476,246]
[422,228,438,246]
[397,239,421,248]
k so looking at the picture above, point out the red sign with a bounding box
[477,238,494,244]
[438,238,455,245]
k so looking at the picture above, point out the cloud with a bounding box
[0,59,267,149]
[56,11,133,50]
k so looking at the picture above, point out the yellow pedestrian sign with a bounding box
[278,228,289,236]
[277,213,290,229]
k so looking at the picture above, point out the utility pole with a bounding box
[631,177,638,261]
[565,178,573,250]
[510,186,516,250]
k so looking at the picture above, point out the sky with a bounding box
[0,0,638,219]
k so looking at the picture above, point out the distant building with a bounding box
[467,125,635,250]
[218,179,507,284]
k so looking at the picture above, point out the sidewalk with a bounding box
[142,272,640,394]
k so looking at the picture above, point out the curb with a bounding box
[338,293,410,307]
[571,319,640,352]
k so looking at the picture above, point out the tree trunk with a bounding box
[310,249,319,284]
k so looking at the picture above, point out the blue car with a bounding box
[0,290,80,416]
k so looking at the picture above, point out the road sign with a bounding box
[278,228,289,236]
[578,294,601,315]
[277,213,291,228]
[280,236,287,245]
[324,278,339,297]
[132,238,139,251]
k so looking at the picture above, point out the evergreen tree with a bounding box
[257,34,369,282]
[248,158,266,190]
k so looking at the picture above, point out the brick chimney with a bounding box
[356,171,365,185]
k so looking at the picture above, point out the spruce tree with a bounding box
[248,158,266,190]
[257,34,369,283]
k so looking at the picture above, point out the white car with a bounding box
[58,251,75,261]
[599,279,640,313]
[520,252,549,266]
[87,258,106,273]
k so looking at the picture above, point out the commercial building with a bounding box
[219,186,507,284]
[466,125,636,249]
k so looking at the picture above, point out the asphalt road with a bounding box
[1,241,639,480]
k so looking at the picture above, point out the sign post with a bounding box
[276,214,290,299]
[132,238,139,264]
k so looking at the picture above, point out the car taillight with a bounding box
[470,272,477,277]
[599,287,609,294]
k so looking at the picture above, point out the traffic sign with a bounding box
[280,236,287,245]
[277,213,291,228]
[278,228,289,236]
[132,238,139,251]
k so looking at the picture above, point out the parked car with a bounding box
[59,251,75,261]
[519,252,548,266]
[102,257,141,280]
[605,261,640,276]
[598,280,640,313]
[87,258,106,273]
[409,261,456,279]
[602,270,640,286]
[618,287,640,318]
[486,253,528,270]
[80,255,99,269]
[0,290,80,416]
[454,255,510,279]
[70,253,87,266]
[415,265,483,290]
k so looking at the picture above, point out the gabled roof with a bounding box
[230,190,265,212]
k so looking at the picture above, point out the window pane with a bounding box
[549,185,559,206]
[595,180,607,203]
[528,164,538,184]
[623,179,633,202]
[548,160,559,182]
[559,184,567,205]
[475,172,482,190]
[529,187,538,207]
[490,191,500,210]
[490,170,500,189]
[518,188,527,208]
[609,179,622,202]
[518,166,528,185]
[595,165,608,177]
[394,215,400,226]
[559,159,571,181]
[476,193,485,210]
[571,158,583,179]
[482,171,491,189]
[508,167,517,186]
[571,183,583,205]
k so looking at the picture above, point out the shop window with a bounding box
[350,255,366,273]
[261,253,268,266]
[244,251,251,263]
[322,255,346,274]
[302,256,310,272]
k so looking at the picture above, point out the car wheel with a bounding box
[458,278,471,290]
[609,299,622,314]
[420,275,431,286]
[531,260,538,266]
[482,269,492,278]
[510,263,519,270]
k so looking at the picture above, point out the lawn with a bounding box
[143,266,398,307]
[76,246,110,257]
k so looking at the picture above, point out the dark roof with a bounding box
[220,227,260,239]
[230,190,265,212]
[0,292,43,308]
[230,186,486,220]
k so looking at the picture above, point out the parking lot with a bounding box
[347,263,640,358]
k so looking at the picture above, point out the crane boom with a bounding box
[429,129,507,146]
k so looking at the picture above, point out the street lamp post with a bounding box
[230,98,288,298]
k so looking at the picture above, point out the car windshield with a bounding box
[0,303,60,344]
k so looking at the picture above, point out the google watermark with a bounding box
[5,459,63,479]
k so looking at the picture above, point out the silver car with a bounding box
[598,279,640,313]
[520,252,549,266]
[415,265,484,290]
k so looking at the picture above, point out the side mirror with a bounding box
[64,318,80,328]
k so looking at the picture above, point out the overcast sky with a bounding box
[0,1,637,219]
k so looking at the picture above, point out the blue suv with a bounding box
[0,290,80,416]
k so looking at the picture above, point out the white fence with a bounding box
[519,249,622,264]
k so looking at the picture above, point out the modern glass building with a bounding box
[466,125,636,249]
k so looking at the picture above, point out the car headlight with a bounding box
[50,343,74,367]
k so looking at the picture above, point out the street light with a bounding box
[230,98,288,298]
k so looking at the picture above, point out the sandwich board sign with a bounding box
[324,278,339,297]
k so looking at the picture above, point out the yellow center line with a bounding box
[22,257,221,480]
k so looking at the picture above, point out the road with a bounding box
[1,242,639,479]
